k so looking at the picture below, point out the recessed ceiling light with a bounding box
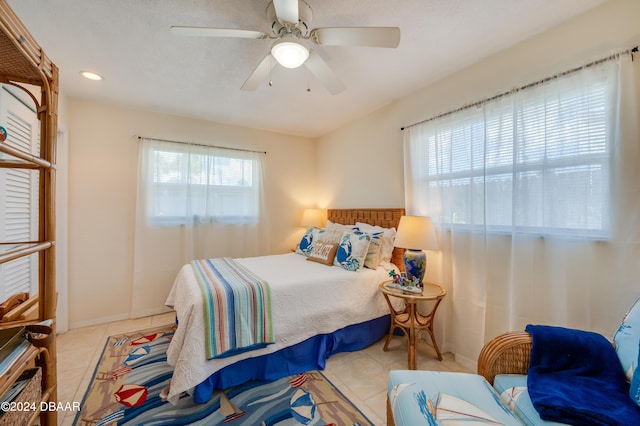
[80,71,103,81]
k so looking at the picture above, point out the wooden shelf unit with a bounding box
[0,1,59,424]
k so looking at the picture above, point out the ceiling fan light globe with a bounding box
[271,40,309,68]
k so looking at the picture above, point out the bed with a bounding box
[164,208,405,404]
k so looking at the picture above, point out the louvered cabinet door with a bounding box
[0,86,40,302]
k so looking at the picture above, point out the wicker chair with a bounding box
[477,331,533,385]
[387,330,624,425]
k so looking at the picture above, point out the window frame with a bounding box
[409,71,614,240]
[144,143,261,227]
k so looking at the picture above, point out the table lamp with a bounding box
[394,215,438,284]
[300,208,324,228]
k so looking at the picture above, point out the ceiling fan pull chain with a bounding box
[269,55,274,87]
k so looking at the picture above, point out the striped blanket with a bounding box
[191,258,274,360]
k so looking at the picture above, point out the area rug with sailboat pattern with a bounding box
[74,323,373,425]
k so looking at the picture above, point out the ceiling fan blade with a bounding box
[304,51,345,95]
[310,27,400,48]
[273,0,299,25]
[171,26,268,39]
[241,54,276,91]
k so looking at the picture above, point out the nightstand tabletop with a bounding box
[379,280,446,301]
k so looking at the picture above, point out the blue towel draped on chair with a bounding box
[526,324,640,426]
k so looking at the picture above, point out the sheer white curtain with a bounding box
[131,138,269,317]
[404,53,640,369]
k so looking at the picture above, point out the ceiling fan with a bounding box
[171,0,400,94]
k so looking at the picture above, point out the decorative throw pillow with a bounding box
[295,227,322,256]
[306,241,339,266]
[356,222,397,269]
[363,232,383,269]
[334,231,371,272]
[325,220,359,233]
[614,296,640,381]
[630,341,640,407]
[317,228,344,244]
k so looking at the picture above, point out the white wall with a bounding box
[318,0,640,209]
[67,100,315,328]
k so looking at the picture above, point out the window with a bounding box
[406,62,616,238]
[140,140,262,226]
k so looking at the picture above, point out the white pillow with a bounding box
[334,231,371,272]
[326,220,358,233]
[356,222,397,269]
[363,232,383,269]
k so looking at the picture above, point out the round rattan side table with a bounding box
[379,279,446,369]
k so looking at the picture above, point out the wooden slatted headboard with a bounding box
[327,208,405,271]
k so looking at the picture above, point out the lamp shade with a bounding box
[271,40,309,69]
[394,216,438,250]
[300,208,324,228]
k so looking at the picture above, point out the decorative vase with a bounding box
[403,249,426,284]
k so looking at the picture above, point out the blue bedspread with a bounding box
[526,324,640,426]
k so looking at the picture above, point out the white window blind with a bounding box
[140,139,263,226]
[407,61,615,239]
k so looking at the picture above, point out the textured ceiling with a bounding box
[8,0,607,138]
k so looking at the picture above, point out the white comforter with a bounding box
[164,252,396,403]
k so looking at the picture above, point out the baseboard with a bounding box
[67,306,173,330]
[68,312,130,330]
[453,352,477,372]
[130,306,173,319]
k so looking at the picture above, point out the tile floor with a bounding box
[56,312,471,425]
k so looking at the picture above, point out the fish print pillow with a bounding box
[631,341,640,407]
[334,231,372,272]
[614,296,640,381]
[296,227,322,256]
